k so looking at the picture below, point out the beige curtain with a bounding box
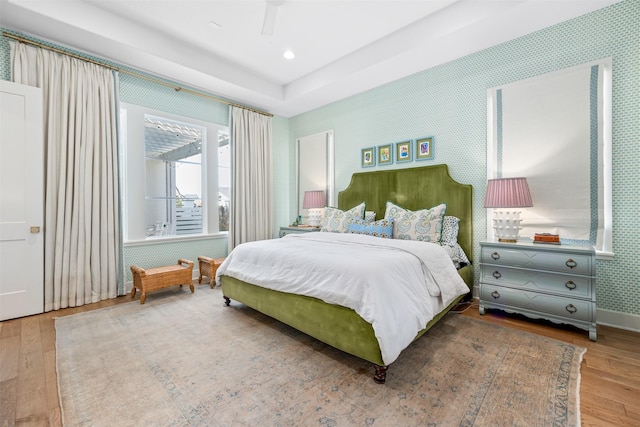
[10,41,121,311]
[229,107,273,250]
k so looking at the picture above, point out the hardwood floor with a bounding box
[1,296,638,426]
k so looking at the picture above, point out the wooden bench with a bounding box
[130,259,194,304]
[197,256,226,288]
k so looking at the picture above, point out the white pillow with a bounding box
[321,202,366,233]
[384,201,446,243]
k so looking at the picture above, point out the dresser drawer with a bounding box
[481,284,592,322]
[481,246,593,275]
[480,265,593,298]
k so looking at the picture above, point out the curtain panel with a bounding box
[229,107,273,250]
[10,41,121,311]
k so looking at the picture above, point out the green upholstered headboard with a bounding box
[337,164,473,264]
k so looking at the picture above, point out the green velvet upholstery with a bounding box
[221,164,474,371]
[337,164,474,269]
[222,276,384,365]
[221,275,465,366]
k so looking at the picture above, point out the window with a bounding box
[120,103,229,242]
[487,58,612,256]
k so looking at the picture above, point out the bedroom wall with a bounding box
[0,30,290,286]
[285,0,639,328]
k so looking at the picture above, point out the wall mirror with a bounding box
[487,59,612,256]
[296,130,335,224]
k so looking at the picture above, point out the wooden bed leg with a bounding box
[373,365,388,384]
[223,296,231,306]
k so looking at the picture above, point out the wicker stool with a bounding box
[130,259,194,304]
[198,256,226,288]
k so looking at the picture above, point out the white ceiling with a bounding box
[0,0,620,117]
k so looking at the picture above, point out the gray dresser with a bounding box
[479,240,597,341]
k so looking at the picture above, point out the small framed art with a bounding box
[361,147,376,168]
[395,140,412,163]
[415,136,434,161]
[377,143,393,166]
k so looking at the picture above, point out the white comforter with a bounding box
[216,232,469,365]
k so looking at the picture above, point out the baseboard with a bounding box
[597,308,640,333]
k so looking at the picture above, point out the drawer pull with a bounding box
[565,259,577,269]
[492,271,502,279]
[491,252,500,260]
[491,290,500,299]
[565,304,577,314]
[565,281,577,290]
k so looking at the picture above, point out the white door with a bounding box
[0,80,44,321]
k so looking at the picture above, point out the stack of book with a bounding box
[533,233,560,245]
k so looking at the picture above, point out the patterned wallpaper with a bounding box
[287,0,639,317]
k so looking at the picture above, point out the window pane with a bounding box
[144,114,204,237]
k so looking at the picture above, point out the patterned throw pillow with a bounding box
[321,202,366,233]
[438,216,471,266]
[364,211,377,223]
[348,218,393,238]
[383,201,446,242]
[441,216,460,245]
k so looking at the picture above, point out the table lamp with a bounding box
[303,190,326,227]
[484,177,533,242]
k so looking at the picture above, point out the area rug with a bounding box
[55,287,585,426]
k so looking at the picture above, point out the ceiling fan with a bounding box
[261,0,285,36]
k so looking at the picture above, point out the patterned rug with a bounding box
[55,286,585,426]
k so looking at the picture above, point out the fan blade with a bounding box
[261,4,278,35]
[261,0,285,36]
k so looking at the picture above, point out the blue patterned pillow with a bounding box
[438,215,470,266]
[321,202,366,233]
[348,218,393,239]
[441,216,460,245]
[364,211,377,223]
[384,201,446,242]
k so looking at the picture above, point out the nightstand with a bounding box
[479,240,597,341]
[279,226,321,237]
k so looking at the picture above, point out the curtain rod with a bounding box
[2,31,273,117]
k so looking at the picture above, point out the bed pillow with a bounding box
[364,211,377,223]
[321,202,366,233]
[384,201,446,242]
[441,216,460,245]
[441,242,471,267]
[348,218,393,239]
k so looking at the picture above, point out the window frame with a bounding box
[486,58,612,258]
[120,103,228,243]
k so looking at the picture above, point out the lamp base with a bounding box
[307,208,324,227]
[493,211,523,243]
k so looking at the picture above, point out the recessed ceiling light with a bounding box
[283,50,295,60]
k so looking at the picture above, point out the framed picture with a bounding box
[377,143,393,165]
[361,147,376,168]
[395,140,412,163]
[415,136,434,161]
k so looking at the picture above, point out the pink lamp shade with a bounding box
[303,190,326,209]
[484,177,533,208]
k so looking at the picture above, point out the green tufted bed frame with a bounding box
[220,164,473,383]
